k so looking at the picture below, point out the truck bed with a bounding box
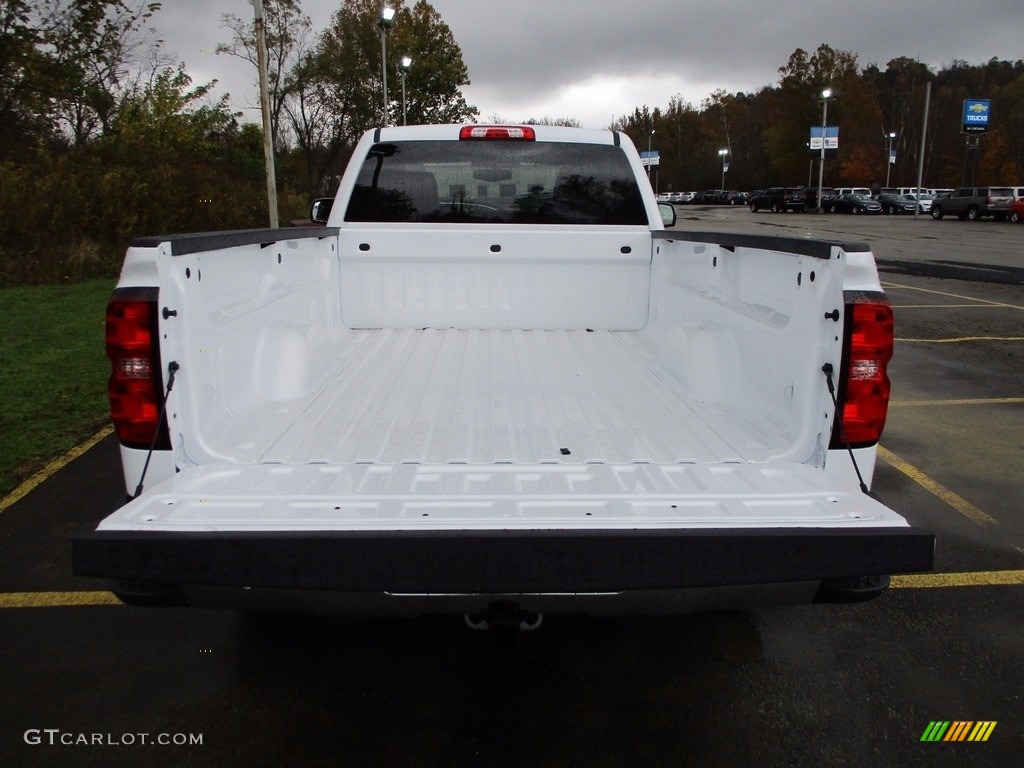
[253,327,772,466]
[74,126,934,612]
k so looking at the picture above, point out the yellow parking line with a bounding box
[876,445,998,525]
[0,426,113,515]
[896,336,1024,343]
[882,281,1024,310]
[0,591,122,608]
[888,397,1024,407]
[891,570,1024,589]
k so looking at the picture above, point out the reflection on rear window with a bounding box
[344,141,648,225]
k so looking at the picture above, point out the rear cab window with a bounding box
[344,140,648,225]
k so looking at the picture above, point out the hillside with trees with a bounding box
[617,45,1024,196]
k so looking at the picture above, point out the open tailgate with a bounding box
[73,462,933,594]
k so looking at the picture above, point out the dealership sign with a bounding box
[963,99,991,133]
[809,126,839,156]
[640,150,660,168]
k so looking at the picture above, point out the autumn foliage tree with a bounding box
[631,46,1024,195]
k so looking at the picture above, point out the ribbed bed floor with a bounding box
[256,328,776,466]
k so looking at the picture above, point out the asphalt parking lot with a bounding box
[1,206,1021,767]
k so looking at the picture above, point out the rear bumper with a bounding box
[72,527,934,598]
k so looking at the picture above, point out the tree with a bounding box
[524,117,582,127]
[0,0,164,154]
[863,57,934,187]
[42,0,163,145]
[0,0,57,155]
[771,45,865,185]
[993,73,1024,180]
[388,1,477,125]
[217,0,313,151]
[297,0,477,193]
[309,0,476,140]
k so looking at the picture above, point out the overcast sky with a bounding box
[162,0,1024,129]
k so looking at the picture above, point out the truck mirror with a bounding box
[658,202,676,228]
[310,198,334,224]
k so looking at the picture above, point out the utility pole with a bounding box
[913,81,931,220]
[816,88,834,213]
[253,0,278,228]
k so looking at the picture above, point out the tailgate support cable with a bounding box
[821,363,869,494]
[133,361,180,499]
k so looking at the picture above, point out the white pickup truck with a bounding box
[73,124,932,628]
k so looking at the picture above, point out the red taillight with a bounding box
[459,125,536,141]
[831,296,893,448]
[106,289,170,449]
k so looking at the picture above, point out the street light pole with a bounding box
[399,56,412,126]
[379,5,396,125]
[718,148,728,191]
[647,129,655,184]
[886,131,896,187]
[816,88,833,213]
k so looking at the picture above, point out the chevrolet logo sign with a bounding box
[968,103,989,114]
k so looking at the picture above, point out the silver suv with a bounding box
[930,187,1014,221]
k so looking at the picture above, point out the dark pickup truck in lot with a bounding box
[930,187,1014,221]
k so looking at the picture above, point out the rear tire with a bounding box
[967,206,980,221]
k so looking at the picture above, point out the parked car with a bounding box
[827,194,882,214]
[1009,197,1024,223]
[911,193,935,214]
[749,187,805,213]
[718,190,746,205]
[875,194,917,215]
[694,189,727,204]
[930,187,1014,221]
[676,191,697,204]
[805,188,837,210]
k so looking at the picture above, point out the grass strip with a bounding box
[0,279,115,497]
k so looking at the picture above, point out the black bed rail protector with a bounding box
[72,527,933,594]
[131,227,340,257]
[654,230,870,260]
